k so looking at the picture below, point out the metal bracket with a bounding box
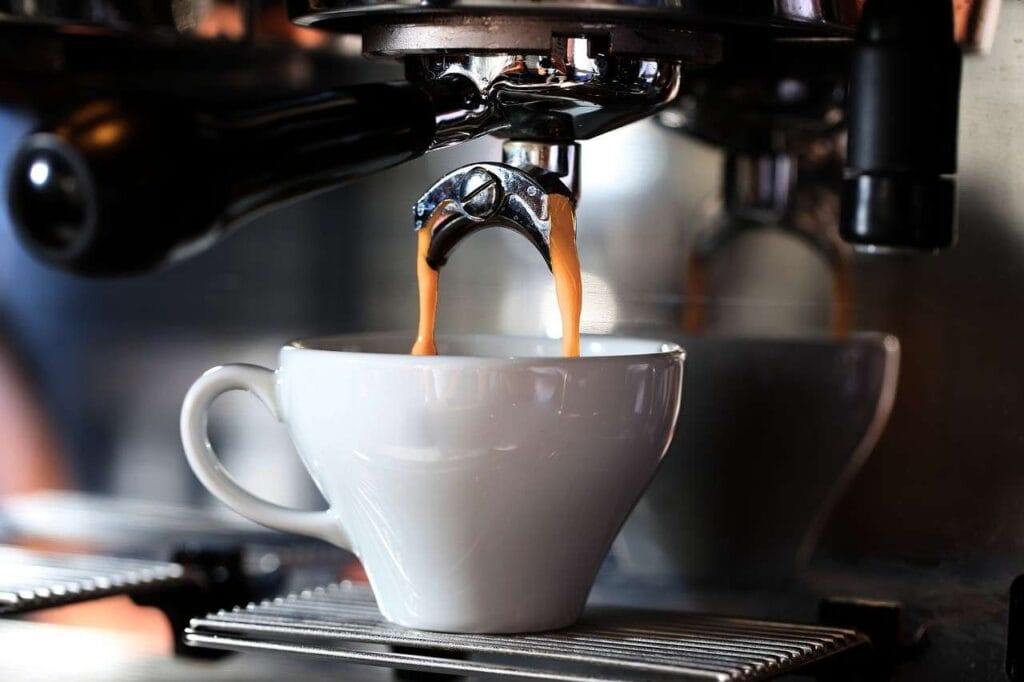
[413,161,571,271]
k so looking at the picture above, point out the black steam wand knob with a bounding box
[840,0,962,252]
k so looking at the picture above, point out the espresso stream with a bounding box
[412,194,582,357]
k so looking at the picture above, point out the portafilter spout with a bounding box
[414,159,574,273]
[414,138,580,273]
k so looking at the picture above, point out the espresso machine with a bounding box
[0,0,967,273]
[1,1,1022,680]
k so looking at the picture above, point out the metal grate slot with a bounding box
[186,582,869,681]
[0,545,188,615]
[1,491,284,547]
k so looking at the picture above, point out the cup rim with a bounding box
[284,332,684,364]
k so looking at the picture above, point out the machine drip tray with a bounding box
[0,546,188,615]
[186,582,869,681]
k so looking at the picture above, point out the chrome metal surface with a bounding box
[504,139,580,199]
[415,162,567,270]
[186,582,868,681]
[0,546,188,615]
[290,1,862,35]
[723,153,796,223]
[429,74,493,149]
[422,37,685,145]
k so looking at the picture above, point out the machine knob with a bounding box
[7,101,220,275]
[8,137,92,255]
[840,0,962,252]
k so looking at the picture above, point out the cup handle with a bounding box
[180,363,351,550]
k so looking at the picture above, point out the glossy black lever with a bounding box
[6,82,451,275]
[0,23,486,274]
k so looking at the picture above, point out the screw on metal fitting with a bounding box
[459,168,502,219]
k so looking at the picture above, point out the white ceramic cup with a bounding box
[180,333,684,633]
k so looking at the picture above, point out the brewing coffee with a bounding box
[411,200,452,356]
[412,194,582,357]
[547,194,582,357]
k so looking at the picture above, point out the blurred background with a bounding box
[1,1,1023,676]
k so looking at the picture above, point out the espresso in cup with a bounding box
[181,334,683,633]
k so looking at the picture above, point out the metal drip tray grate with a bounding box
[0,546,188,615]
[1,491,289,548]
[186,583,869,681]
